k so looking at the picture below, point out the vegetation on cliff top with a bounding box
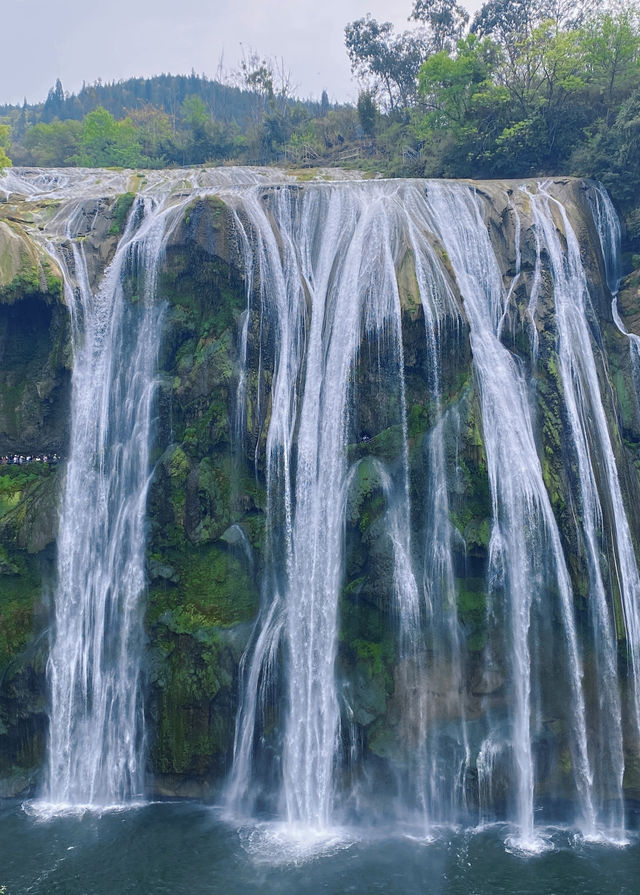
[0,1,637,227]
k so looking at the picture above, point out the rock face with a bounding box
[1,170,640,819]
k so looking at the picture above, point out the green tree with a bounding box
[411,0,469,51]
[357,90,378,135]
[24,119,81,166]
[416,34,499,130]
[41,78,66,123]
[76,107,143,167]
[583,7,640,121]
[571,87,640,213]
[0,124,11,170]
[127,103,178,165]
[345,15,426,112]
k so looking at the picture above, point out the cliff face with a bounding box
[1,171,639,809]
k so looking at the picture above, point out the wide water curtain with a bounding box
[44,197,166,807]
[228,178,640,847]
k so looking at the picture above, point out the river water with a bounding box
[1,800,638,894]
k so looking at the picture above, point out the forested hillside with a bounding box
[1,0,639,253]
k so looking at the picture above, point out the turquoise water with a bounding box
[1,800,638,894]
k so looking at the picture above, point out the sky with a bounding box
[2,0,484,108]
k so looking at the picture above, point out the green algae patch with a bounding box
[149,542,258,630]
[159,197,246,340]
[108,192,136,235]
[0,220,63,304]
[0,546,41,672]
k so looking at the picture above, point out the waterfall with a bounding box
[40,195,169,808]
[4,167,639,846]
[228,184,411,827]
[528,184,640,836]
[223,177,640,848]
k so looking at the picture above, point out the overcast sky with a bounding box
[3,0,483,107]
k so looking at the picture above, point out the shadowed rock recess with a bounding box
[1,168,639,841]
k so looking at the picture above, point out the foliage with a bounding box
[24,119,81,166]
[357,90,378,135]
[411,0,470,51]
[0,123,11,169]
[409,2,640,198]
[345,15,426,112]
[74,107,145,167]
[109,192,136,235]
[4,70,333,169]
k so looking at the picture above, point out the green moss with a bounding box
[350,425,404,463]
[407,403,429,439]
[456,578,488,652]
[0,469,43,517]
[359,492,387,536]
[149,542,258,629]
[159,199,246,342]
[43,259,62,298]
[108,192,136,235]
[0,547,41,672]
[146,536,256,777]
[149,625,231,776]
[352,638,387,677]
[0,266,40,302]
[339,581,395,694]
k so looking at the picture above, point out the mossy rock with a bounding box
[160,197,246,340]
[0,286,71,454]
[148,541,258,630]
[0,547,42,673]
[147,622,240,778]
[108,192,136,236]
[0,220,63,304]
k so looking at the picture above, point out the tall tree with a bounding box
[0,123,11,170]
[345,15,426,112]
[41,78,66,123]
[76,107,143,167]
[411,0,469,51]
[472,0,597,51]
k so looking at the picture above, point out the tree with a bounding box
[357,90,378,135]
[472,0,597,52]
[414,33,505,174]
[126,103,177,166]
[583,7,640,121]
[411,0,469,51]
[345,15,426,112]
[41,78,66,123]
[571,86,640,212]
[0,123,11,170]
[75,107,143,167]
[24,119,81,166]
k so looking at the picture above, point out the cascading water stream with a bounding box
[225,178,640,847]
[36,194,174,809]
[403,191,469,824]
[227,182,466,831]
[592,186,640,462]
[227,184,418,829]
[528,184,640,834]
[422,182,595,849]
